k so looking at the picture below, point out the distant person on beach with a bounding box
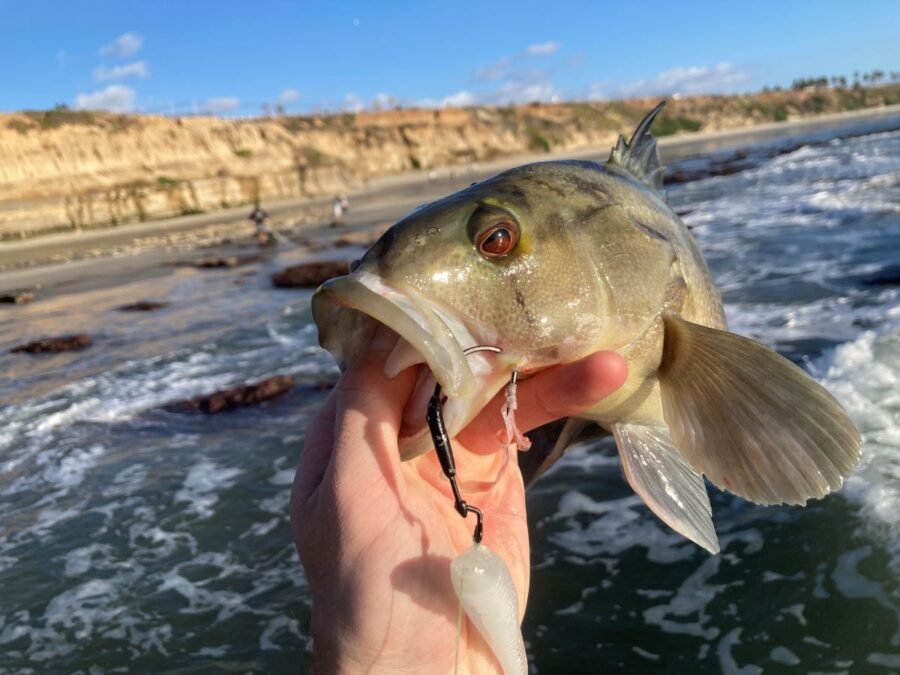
[249,205,273,246]
[331,195,349,227]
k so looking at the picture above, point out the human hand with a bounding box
[292,331,627,674]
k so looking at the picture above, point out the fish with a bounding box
[312,102,862,553]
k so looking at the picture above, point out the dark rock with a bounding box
[117,300,169,312]
[332,237,354,248]
[170,375,294,414]
[192,255,260,269]
[272,260,351,288]
[0,290,35,304]
[665,163,747,185]
[11,334,93,354]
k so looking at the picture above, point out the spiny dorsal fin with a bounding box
[607,101,666,192]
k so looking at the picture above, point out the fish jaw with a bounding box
[313,270,518,460]
[314,270,478,397]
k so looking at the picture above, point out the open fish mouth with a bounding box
[312,271,515,459]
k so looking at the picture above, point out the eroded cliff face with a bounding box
[1,86,898,239]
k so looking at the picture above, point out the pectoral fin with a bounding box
[659,315,862,505]
[519,417,587,488]
[613,423,718,553]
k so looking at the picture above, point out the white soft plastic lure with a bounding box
[450,543,528,675]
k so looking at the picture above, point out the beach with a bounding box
[2,103,900,301]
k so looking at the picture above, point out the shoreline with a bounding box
[2,103,900,301]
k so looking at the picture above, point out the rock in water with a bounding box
[0,290,36,304]
[11,334,93,354]
[116,300,169,312]
[192,255,260,269]
[170,375,295,414]
[271,260,351,288]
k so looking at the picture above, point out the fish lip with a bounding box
[313,270,516,461]
[312,270,488,400]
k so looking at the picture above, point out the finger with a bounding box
[328,327,417,493]
[293,387,338,503]
[459,351,627,452]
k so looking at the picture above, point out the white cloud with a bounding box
[278,88,301,104]
[584,82,606,100]
[441,91,477,108]
[342,93,364,113]
[99,32,144,58]
[417,81,557,110]
[371,92,400,110]
[491,81,560,105]
[203,97,240,113]
[615,62,753,98]
[94,61,149,82]
[74,85,136,112]
[527,41,560,56]
[471,42,560,87]
[474,57,512,82]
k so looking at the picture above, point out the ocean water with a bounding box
[1,118,899,673]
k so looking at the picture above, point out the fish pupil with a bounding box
[480,227,512,256]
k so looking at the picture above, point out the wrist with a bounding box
[309,616,360,675]
[309,614,376,675]
[310,620,457,675]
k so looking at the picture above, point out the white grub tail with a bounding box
[450,543,528,675]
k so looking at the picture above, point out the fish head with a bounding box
[313,161,678,458]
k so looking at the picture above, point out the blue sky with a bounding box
[1,0,898,116]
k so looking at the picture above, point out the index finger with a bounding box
[325,328,417,498]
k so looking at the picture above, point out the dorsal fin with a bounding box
[607,101,666,192]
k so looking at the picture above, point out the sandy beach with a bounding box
[2,103,899,303]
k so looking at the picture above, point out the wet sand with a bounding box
[2,103,899,302]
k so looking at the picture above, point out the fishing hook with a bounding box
[426,345,502,544]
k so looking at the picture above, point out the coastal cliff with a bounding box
[1,85,898,239]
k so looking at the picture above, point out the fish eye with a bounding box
[476,221,519,259]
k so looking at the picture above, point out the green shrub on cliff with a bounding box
[526,126,551,152]
[7,119,32,135]
[651,114,702,136]
[300,146,325,167]
[23,106,97,130]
